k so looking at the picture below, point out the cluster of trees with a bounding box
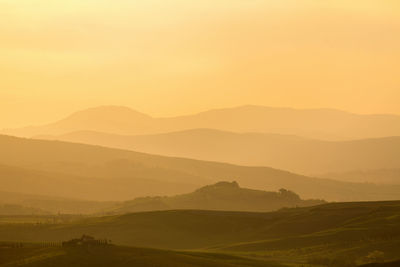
[0,241,61,248]
[62,235,111,248]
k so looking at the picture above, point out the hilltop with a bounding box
[110,181,324,214]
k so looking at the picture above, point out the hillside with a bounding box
[0,204,49,216]
[2,135,400,202]
[110,181,324,214]
[360,260,400,267]
[0,163,198,202]
[4,105,400,140]
[0,190,116,214]
[321,169,400,185]
[37,129,400,176]
[0,245,282,267]
[1,201,399,265]
[0,182,323,215]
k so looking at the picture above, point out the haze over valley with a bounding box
[1,1,400,266]
[2,105,400,266]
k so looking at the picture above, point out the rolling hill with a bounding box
[0,245,282,267]
[1,201,399,265]
[36,129,400,176]
[2,134,400,201]
[108,181,324,214]
[0,181,323,215]
[4,105,400,140]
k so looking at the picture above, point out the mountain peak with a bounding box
[66,106,151,120]
[41,106,155,135]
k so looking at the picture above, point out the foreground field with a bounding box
[1,243,399,267]
[0,245,283,267]
[1,201,400,266]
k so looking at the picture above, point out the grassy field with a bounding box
[0,244,284,267]
[0,201,399,266]
[359,260,400,267]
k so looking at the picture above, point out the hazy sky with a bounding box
[1,0,399,128]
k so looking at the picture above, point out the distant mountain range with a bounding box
[35,129,400,176]
[108,181,324,214]
[3,105,400,140]
[1,134,400,202]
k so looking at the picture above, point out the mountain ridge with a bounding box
[1,134,400,202]
[33,128,400,177]
[4,105,400,140]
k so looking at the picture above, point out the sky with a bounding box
[1,0,399,128]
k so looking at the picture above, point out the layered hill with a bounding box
[109,181,324,214]
[37,129,400,176]
[2,135,400,201]
[4,105,400,140]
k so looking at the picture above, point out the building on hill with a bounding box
[62,235,110,247]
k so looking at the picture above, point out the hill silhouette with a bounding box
[0,182,323,215]
[36,129,400,176]
[2,135,400,202]
[4,105,400,140]
[109,181,324,214]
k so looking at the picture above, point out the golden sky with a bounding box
[1,0,399,127]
